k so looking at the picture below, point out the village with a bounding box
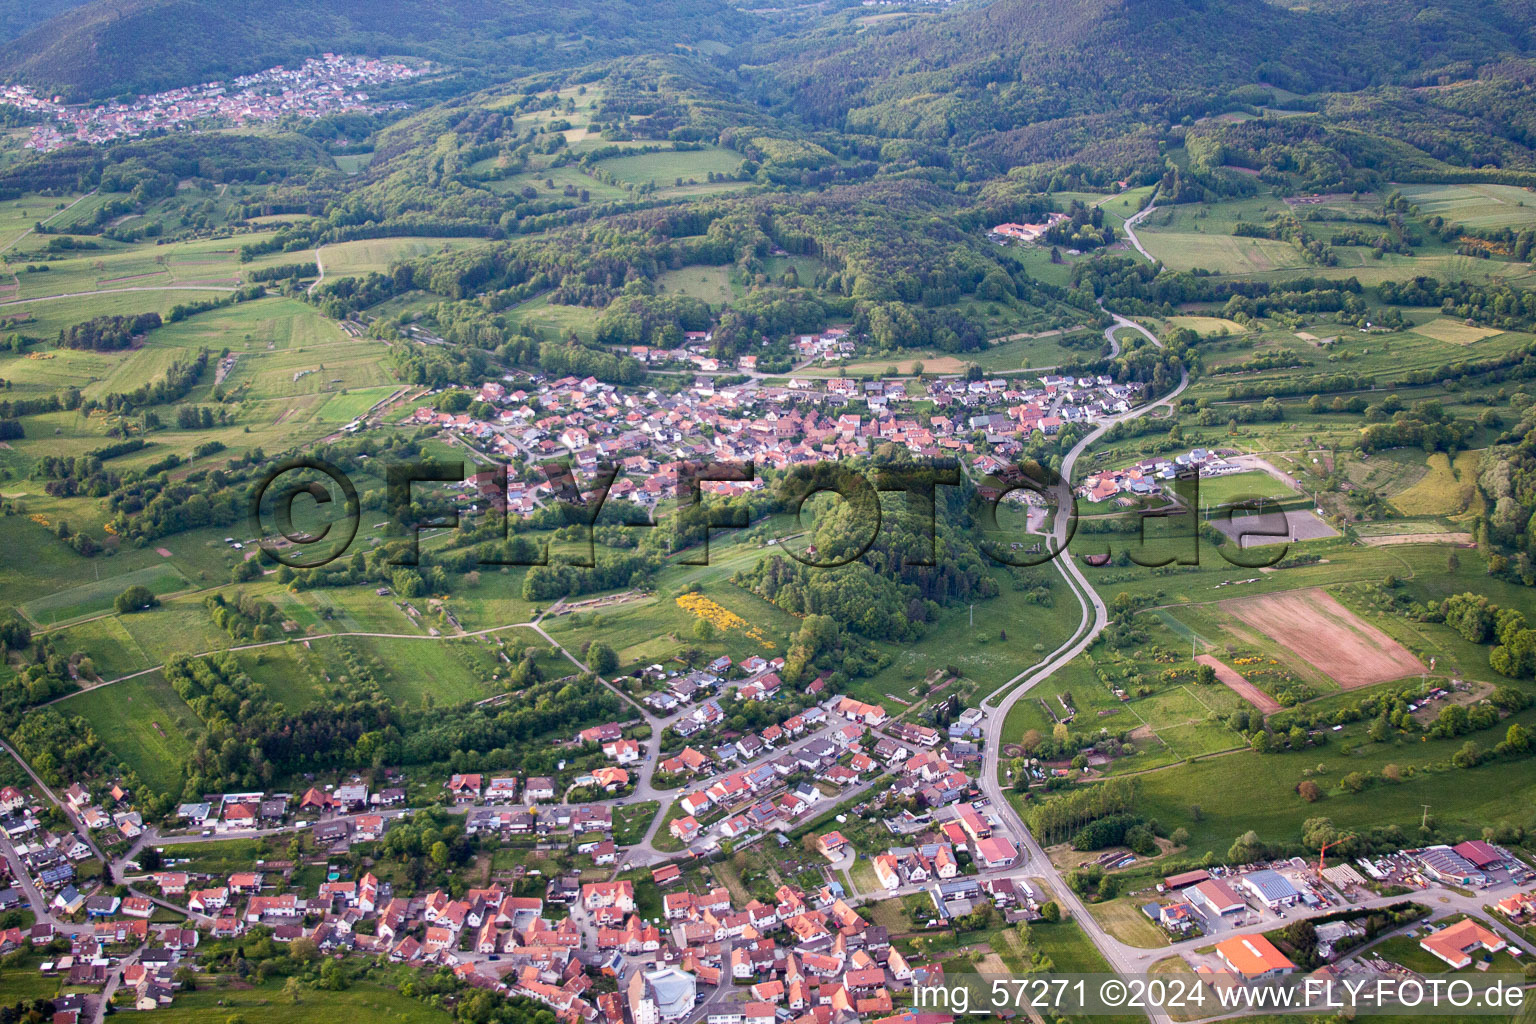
[14,54,423,153]
[5,659,1536,1024]
[397,328,1143,517]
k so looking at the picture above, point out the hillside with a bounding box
[749,0,1536,133]
[0,0,90,43]
[0,0,758,100]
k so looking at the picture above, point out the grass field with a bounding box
[60,670,200,793]
[1396,183,1536,231]
[844,564,1086,711]
[656,266,742,304]
[248,237,486,279]
[1411,318,1505,345]
[19,562,189,626]
[506,292,602,341]
[1084,897,1172,948]
[595,147,746,189]
[146,977,451,1024]
[1193,470,1297,509]
[315,385,403,423]
[1131,707,1536,856]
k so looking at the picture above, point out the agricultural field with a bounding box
[1389,449,1483,517]
[1163,315,1248,337]
[1395,183,1536,231]
[144,978,452,1024]
[1219,587,1426,689]
[1410,317,1504,346]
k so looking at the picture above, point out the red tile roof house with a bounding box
[446,774,483,801]
[816,831,850,861]
[670,816,701,844]
[1420,919,1506,969]
[975,836,1018,869]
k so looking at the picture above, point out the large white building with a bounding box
[629,967,697,1024]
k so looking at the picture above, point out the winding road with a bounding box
[973,309,1188,1020]
[1122,200,1160,264]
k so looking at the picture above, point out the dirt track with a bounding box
[1195,654,1280,713]
[1220,587,1425,689]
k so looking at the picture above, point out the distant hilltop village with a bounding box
[10,54,424,153]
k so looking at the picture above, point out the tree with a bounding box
[588,642,618,675]
[289,937,318,963]
[1195,663,1216,686]
[319,960,348,991]
[1506,722,1532,753]
[114,584,159,614]
[1039,901,1061,922]
[693,618,716,642]
[1297,780,1321,803]
[1228,830,1262,863]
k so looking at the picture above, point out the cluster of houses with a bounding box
[643,872,942,1024]
[840,800,1017,881]
[1078,448,1242,504]
[23,55,423,152]
[401,363,1145,520]
[663,691,981,851]
[0,919,200,1012]
[176,782,406,837]
[0,784,92,911]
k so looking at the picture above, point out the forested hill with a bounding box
[0,0,90,44]
[748,0,1536,137]
[0,0,759,101]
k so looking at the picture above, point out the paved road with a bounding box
[973,312,1188,1021]
[1122,201,1160,264]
